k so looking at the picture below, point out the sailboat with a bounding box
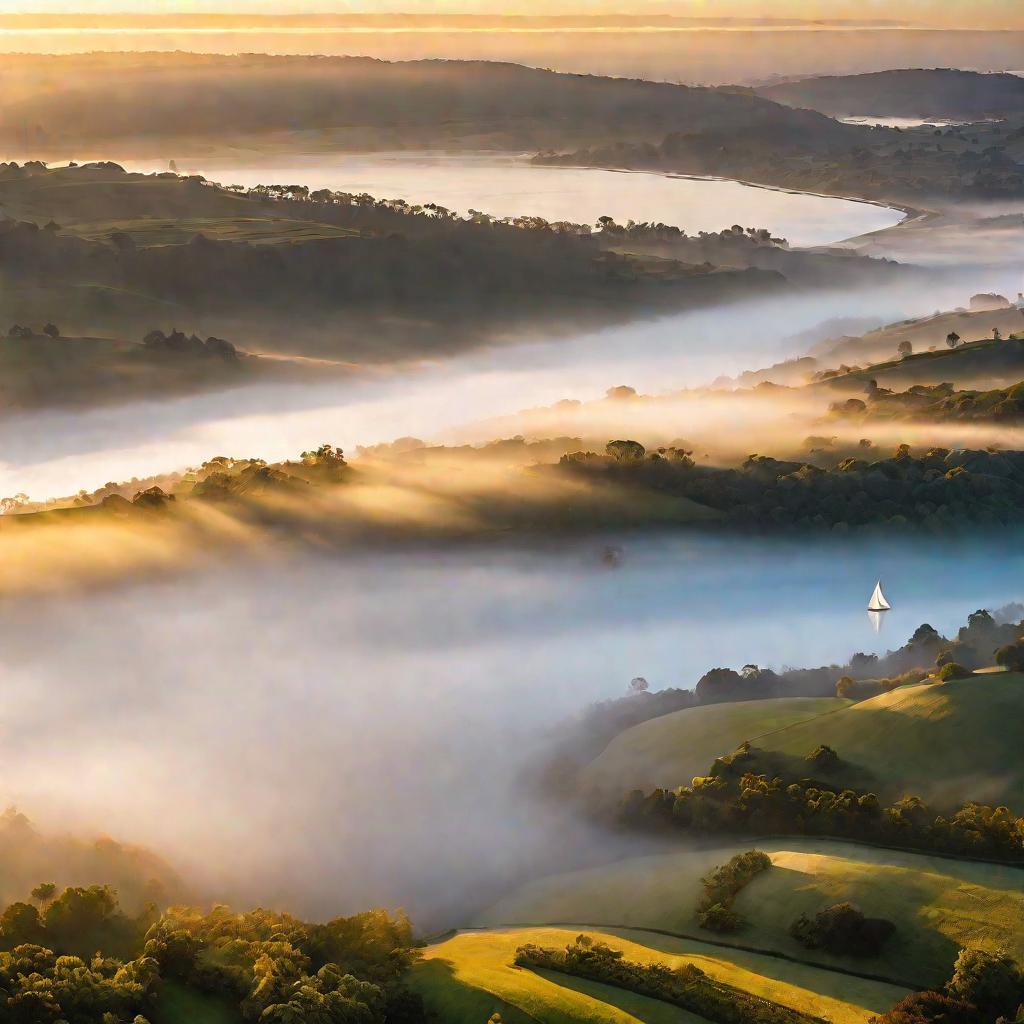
[868,581,891,612]
[867,580,891,632]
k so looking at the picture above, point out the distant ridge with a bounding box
[759,68,1024,119]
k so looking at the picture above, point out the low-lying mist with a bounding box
[2,534,1022,929]
[1,274,1006,502]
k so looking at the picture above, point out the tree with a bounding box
[897,340,913,359]
[0,901,43,944]
[995,642,1024,672]
[836,676,856,699]
[42,323,59,338]
[629,677,649,695]
[0,493,29,515]
[946,332,960,348]
[606,440,646,462]
[695,667,744,705]
[937,662,969,681]
[946,948,1024,1019]
[30,882,57,905]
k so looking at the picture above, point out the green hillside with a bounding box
[411,926,908,1024]
[580,675,1024,810]
[477,839,1024,988]
[579,698,846,801]
[763,673,1024,809]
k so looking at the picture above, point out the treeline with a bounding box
[831,378,1024,425]
[597,219,912,287]
[557,440,1024,534]
[0,881,423,1023]
[535,115,1024,204]
[515,933,822,1024]
[696,850,772,933]
[0,166,785,359]
[620,742,1024,862]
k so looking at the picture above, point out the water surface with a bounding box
[128,152,905,247]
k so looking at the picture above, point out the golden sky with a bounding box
[0,1,1021,27]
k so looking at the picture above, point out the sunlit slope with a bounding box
[477,840,1024,988]
[580,675,1024,809]
[411,926,907,1024]
[763,673,1024,808]
[579,697,845,800]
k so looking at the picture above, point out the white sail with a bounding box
[867,581,891,612]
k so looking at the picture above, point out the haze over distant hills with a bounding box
[760,69,1024,120]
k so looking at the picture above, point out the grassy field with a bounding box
[580,675,1024,809]
[579,697,846,800]
[477,838,1024,988]
[763,673,1024,809]
[412,926,908,1024]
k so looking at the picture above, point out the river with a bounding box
[1,152,1017,923]
[128,151,905,248]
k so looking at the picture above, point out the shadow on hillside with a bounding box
[767,678,1024,810]
[411,958,537,1024]
[599,927,907,1014]
[736,861,963,990]
[530,966,696,1024]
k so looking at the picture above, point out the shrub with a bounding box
[789,902,895,958]
[937,663,969,681]
[806,745,840,772]
[697,903,742,932]
[871,990,978,1024]
[995,642,1024,672]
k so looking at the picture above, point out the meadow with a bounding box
[412,927,909,1024]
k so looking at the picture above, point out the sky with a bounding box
[0,1,1021,29]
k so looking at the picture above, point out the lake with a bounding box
[126,152,905,247]
[0,532,1019,923]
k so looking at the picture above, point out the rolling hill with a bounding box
[758,69,1024,121]
[475,839,1024,989]
[578,697,847,802]
[761,673,1024,809]
[578,674,1024,810]
[0,51,861,157]
[412,926,908,1024]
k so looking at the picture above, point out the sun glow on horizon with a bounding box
[0,1,1019,30]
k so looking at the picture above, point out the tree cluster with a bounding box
[0,882,422,1024]
[514,933,821,1024]
[557,442,1024,534]
[696,850,772,933]
[141,329,238,361]
[831,377,1024,425]
[789,902,895,958]
[619,743,1024,862]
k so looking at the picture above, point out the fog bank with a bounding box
[1,535,1020,926]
